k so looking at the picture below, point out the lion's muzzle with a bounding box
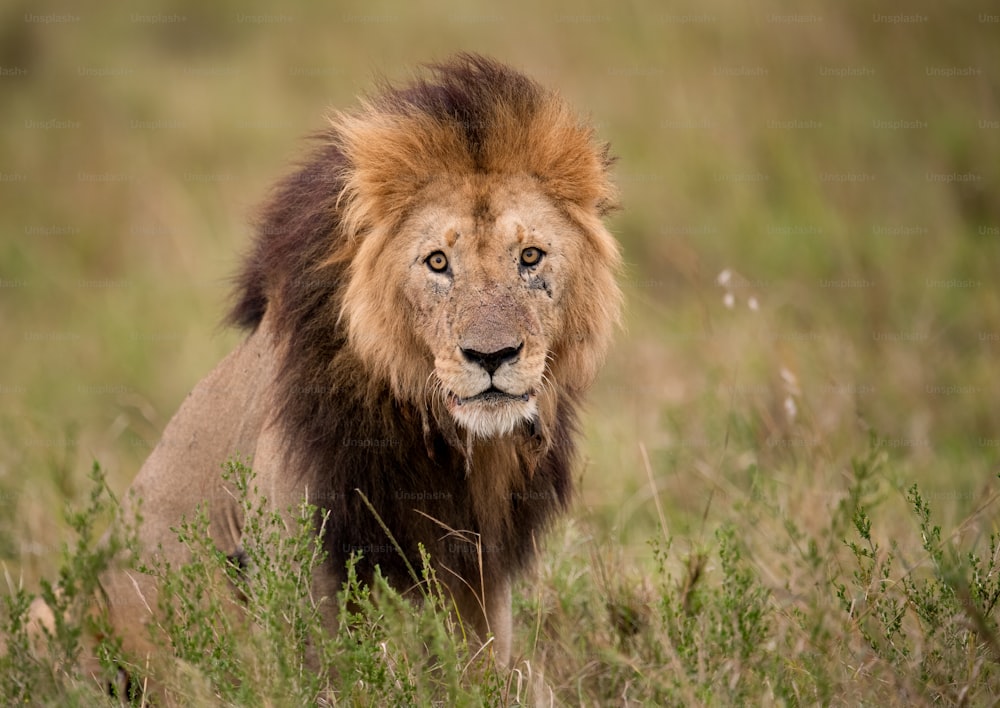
[442,296,542,437]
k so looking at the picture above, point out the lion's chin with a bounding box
[446,391,538,438]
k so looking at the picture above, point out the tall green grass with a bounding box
[3,448,998,704]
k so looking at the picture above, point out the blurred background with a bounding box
[1,0,998,588]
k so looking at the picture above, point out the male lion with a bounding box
[103,53,621,668]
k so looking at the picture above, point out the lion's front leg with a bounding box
[485,576,513,665]
[449,574,512,666]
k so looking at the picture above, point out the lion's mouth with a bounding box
[448,386,532,407]
[444,385,539,437]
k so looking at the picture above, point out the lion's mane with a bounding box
[227,54,620,591]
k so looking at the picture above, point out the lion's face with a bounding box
[343,172,620,439]
[405,176,563,438]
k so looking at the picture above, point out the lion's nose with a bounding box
[461,343,523,375]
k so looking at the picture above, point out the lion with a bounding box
[99,53,621,670]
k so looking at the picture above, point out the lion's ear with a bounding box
[594,146,620,217]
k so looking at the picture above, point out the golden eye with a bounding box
[520,247,544,267]
[426,251,449,273]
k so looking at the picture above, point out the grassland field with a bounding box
[1,1,999,704]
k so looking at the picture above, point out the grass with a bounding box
[4,449,999,704]
[2,0,999,704]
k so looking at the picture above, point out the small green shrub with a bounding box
[0,462,136,705]
[835,459,1000,704]
[135,460,514,705]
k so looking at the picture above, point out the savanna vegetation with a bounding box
[1,1,998,704]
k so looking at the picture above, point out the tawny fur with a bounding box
[99,53,621,672]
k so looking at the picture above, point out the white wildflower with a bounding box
[784,395,797,420]
[780,366,800,393]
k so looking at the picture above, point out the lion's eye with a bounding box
[520,247,544,267]
[426,251,449,273]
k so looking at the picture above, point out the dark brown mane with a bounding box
[225,54,581,591]
[385,54,544,170]
[227,138,347,332]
